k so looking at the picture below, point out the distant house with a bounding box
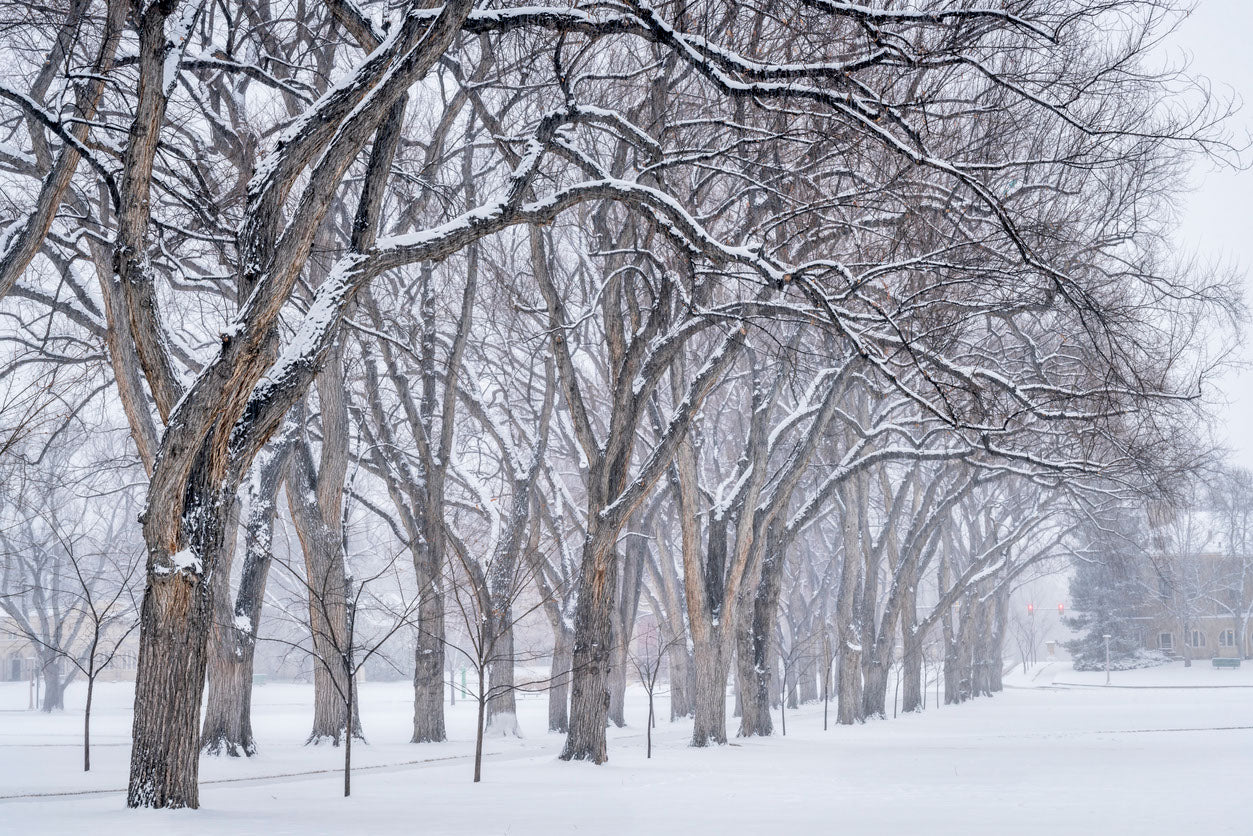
[1130,550,1252,662]
[0,616,139,685]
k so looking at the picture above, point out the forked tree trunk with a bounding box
[202,443,286,756]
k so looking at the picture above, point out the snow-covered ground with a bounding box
[2,661,1250,834]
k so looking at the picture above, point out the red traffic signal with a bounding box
[1058,603,1065,616]
[1027,603,1034,615]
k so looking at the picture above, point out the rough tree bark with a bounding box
[202,440,290,756]
[737,527,784,737]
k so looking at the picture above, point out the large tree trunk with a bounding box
[38,655,68,712]
[606,634,629,728]
[989,590,1009,694]
[972,596,995,698]
[900,575,924,713]
[768,641,782,709]
[201,445,287,756]
[861,655,890,719]
[302,530,359,744]
[947,597,977,704]
[561,536,618,762]
[943,633,961,705]
[668,642,693,720]
[548,624,574,733]
[835,480,864,725]
[201,493,252,757]
[799,658,817,704]
[735,617,770,737]
[485,612,520,737]
[643,528,693,720]
[128,490,228,809]
[901,629,924,714]
[690,632,729,746]
[738,531,784,737]
[201,632,255,757]
[836,642,863,725]
[286,407,359,746]
[684,510,734,747]
[200,520,274,755]
[411,573,446,742]
[128,574,213,808]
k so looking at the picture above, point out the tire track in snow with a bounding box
[0,749,535,802]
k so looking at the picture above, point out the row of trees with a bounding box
[0,0,1239,809]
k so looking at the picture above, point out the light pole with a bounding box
[1103,634,1112,685]
[1027,603,1035,667]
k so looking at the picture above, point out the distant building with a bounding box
[1130,551,1252,661]
[0,616,139,684]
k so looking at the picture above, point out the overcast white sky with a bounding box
[1168,1,1253,466]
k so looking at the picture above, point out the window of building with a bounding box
[1219,629,1237,648]
[1159,632,1174,651]
[1188,630,1205,648]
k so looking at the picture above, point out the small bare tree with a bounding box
[267,542,418,797]
[628,620,679,759]
[0,446,143,772]
[442,541,558,783]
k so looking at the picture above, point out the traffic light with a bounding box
[1027,603,1034,616]
[1058,603,1065,616]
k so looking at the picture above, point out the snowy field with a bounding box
[2,662,1251,835]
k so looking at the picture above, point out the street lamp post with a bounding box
[1103,634,1112,685]
[1027,603,1035,667]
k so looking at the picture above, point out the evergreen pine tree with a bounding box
[1063,557,1149,670]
